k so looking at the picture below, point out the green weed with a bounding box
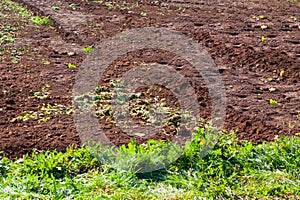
[31,16,50,26]
[69,3,77,10]
[261,36,267,42]
[141,11,147,17]
[68,63,77,69]
[29,85,51,99]
[270,99,281,106]
[51,6,61,11]
[83,45,93,53]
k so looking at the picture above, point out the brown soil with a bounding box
[0,0,299,159]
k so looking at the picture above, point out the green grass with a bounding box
[1,131,300,199]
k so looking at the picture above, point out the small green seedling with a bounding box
[19,112,38,121]
[0,35,12,44]
[43,60,51,65]
[141,12,147,17]
[31,16,50,26]
[105,2,114,8]
[280,70,284,77]
[93,0,103,3]
[11,57,19,64]
[261,36,267,42]
[3,89,17,94]
[83,46,93,53]
[30,91,46,99]
[51,6,61,11]
[29,85,50,99]
[253,15,265,21]
[270,99,280,106]
[6,37,15,43]
[178,6,185,12]
[68,63,77,69]
[69,3,77,10]
[140,61,147,66]
[65,108,73,115]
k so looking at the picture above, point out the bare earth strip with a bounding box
[0,0,299,158]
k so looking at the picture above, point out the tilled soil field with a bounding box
[0,0,299,159]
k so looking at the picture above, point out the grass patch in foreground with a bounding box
[0,131,300,199]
